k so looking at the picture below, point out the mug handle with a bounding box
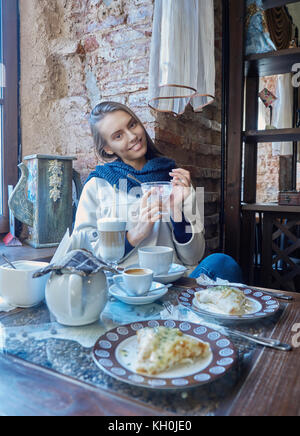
[68,274,83,318]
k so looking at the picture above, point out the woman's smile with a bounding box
[129,137,143,152]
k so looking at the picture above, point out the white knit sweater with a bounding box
[74,178,205,271]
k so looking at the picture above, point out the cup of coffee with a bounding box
[113,267,154,297]
[138,246,174,276]
[0,260,50,308]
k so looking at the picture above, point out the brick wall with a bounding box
[20,0,223,254]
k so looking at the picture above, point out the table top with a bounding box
[0,277,299,417]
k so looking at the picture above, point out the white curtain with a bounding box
[273,74,294,157]
[148,0,215,116]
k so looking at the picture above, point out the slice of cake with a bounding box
[195,286,251,316]
[135,326,210,376]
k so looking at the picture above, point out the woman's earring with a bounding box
[104,147,115,156]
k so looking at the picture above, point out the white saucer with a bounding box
[109,279,169,305]
[126,263,187,285]
[154,263,187,284]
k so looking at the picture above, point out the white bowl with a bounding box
[0,260,50,308]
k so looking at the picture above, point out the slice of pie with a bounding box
[135,326,210,376]
[195,286,251,316]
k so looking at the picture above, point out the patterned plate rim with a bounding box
[177,286,280,321]
[92,320,237,390]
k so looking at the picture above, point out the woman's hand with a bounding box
[169,168,192,221]
[127,189,162,247]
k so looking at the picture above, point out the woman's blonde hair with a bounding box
[89,101,162,162]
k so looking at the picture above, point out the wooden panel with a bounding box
[279,156,293,192]
[0,0,19,233]
[242,203,300,213]
[240,210,257,284]
[243,77,259,204]
[261,212,300,291]
[244,128,300,143]
[262,0,300,10]
[245,47,300,77]
[225,0,246,262]
[261,213,276,289]
[0,354,172,416]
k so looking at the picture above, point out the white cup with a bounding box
[0,260,50,308]
[113,267,154,297]
[138,246,174,275]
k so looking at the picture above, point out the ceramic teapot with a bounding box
[45,270,107,326]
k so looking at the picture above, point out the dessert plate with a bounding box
[177,285,280,323]
[154,263,187,284]
[93,320,237,390]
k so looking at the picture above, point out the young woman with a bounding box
[74,101,243,283]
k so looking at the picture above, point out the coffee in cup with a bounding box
[113,267,154,297]
[138,246,174,275]
[125,268,149,275]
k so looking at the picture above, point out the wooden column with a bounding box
[243,77,259,203]
[225,0,246,262]
[0,0,19,233]
[241,77,259,283]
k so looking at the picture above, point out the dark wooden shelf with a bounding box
[243,128,300,143]
[245,47,300,77]
[262,0,300,9]
[242,202,300,213]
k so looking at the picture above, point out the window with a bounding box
[0,0,19,233]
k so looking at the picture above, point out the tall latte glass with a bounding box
[97,219,127,285]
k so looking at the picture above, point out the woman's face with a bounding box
[97,110,148,169]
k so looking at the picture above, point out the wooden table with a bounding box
[0,241,56,264]
[0,278,299,417]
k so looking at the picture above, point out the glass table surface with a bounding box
[0,285,287,416]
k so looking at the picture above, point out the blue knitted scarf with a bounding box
[85,157,176,192]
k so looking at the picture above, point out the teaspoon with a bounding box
[1,254,17,270]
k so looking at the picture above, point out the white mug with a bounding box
[0,260,50,308]
[113,267,154,296]
[138,246,174,275]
